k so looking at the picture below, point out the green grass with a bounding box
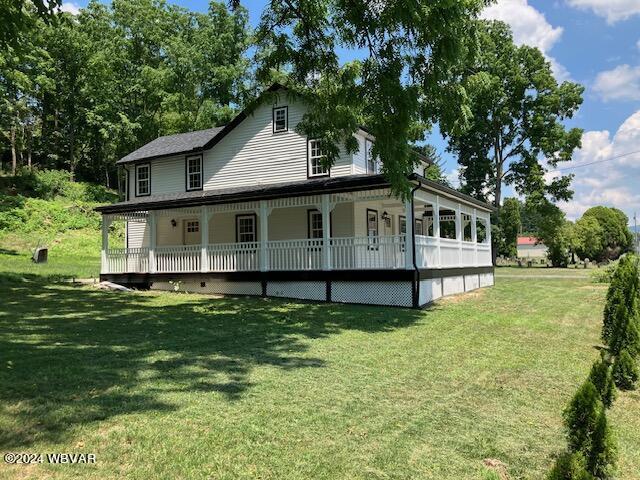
[1,258,639,479]
[495,266,593,277]
[0,229,101,280]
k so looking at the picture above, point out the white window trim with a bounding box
[236,214,257,243]
[186,155,203,191]
[135,163,150,197]
[308,210,323,239]
[273,106,288,133]
[308,139,329,178]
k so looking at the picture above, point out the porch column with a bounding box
[148,211,156,274]
[472,208,478,266]
[321,194,332,270]
[101,215,111,273]
[200,207,209,273]
[259,200,270,272]
[404,198,414,269]
[434,196,441,267]
[456,203,462,267]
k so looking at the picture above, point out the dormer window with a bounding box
[308,139,329,177]
[186,155,203,191]
[273,106,288,133]
[135,163,150,197]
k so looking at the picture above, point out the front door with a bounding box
[183,219,200,245]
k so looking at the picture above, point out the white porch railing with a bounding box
[331,235,405,270]
[102,234,492,274]
[268,238,324,271]
[104,247,149,274]
[207,242,259,272]
[155,245,201,273]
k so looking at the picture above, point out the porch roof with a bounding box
[95,174,494,214]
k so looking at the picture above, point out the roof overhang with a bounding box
[95,174,494,215]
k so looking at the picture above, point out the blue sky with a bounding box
[62,0,640,225]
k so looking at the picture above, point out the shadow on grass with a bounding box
[0,272,423,449]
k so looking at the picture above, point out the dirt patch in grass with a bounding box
[438,289,486,303]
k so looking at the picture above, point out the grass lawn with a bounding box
[1,253,639,479]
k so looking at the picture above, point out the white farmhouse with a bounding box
[96,85,495,308]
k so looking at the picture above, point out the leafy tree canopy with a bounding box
[441,20,584,208]
[253,0,492,197]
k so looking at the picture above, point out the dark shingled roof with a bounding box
[95,174,494,214]
[117,127,226,164]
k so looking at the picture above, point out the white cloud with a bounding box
[445,168,461,189]
[567,0,640,24]
[482,0,569,80]
[593,64,640,101]
[553,110,640,221]
[60,2,81,15]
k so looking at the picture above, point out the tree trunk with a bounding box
[10,125,17,175]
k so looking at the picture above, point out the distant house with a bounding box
[517,236,546,259]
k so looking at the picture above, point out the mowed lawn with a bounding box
[1,258,639,479]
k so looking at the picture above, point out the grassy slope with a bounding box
[1,261,639,479]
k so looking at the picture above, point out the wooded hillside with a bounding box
[0,0,251,187]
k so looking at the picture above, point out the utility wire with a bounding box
[549,150,640,173]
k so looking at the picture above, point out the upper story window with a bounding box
[308,139,329,177]
[365,139,379,174]
[273,106,288,133]
[135,163,150,197]
[186,155,203,191]
[236,214,257,243]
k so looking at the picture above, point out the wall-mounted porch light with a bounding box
[170,219,177,228]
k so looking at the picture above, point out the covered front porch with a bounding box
[100,187,493,276]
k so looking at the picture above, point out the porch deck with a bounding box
[102,235,492,274]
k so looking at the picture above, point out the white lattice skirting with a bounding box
[135,271,495,308]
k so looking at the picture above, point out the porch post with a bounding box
[148,211,156,274]
[434,196,441,267]
[259,200,269,272]
[200,206,209,273]
[101,215,111,274]
[321,194,331,270]
[472,208,478,266]
[404,198,414,269]
[456,203,462,267]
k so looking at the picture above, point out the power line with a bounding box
[549,150,640,173]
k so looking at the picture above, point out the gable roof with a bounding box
[117,127,225,164]
[117,83,433,166]
[117,83,288,165]
[517,236,541,246]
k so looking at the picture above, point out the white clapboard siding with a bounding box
[352,133,368,175]
[124,97,363,200]
[126,221,149,248]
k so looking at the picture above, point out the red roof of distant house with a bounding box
[517,236,539,246]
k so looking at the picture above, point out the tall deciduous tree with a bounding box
[253,0,491,196]
[495,197,521,258]
[441,20,584,208]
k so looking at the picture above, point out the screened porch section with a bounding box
[100,188,492,275]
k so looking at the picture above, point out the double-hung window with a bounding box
[186,155,202,191]
[308,210,323,239]
[135,163,150,196]
[236,215,257,243]
[273,106,288,133]
[308,139,329,177]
